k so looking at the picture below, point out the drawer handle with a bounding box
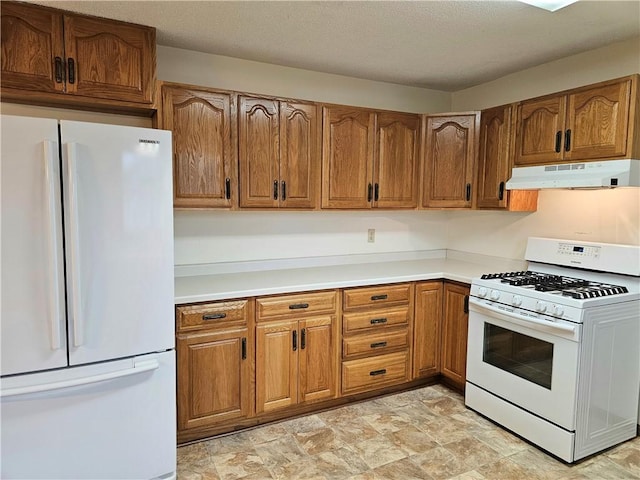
[289,303,309,310]
[371,294,388,301]
[370,341,387,348]
[203,313,227,321]
[369,369,387,376]
[370,318,387,325]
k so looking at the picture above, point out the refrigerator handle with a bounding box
[43,141,63,351]
[65,143,84,347]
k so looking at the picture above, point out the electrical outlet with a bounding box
[367,229,375,243]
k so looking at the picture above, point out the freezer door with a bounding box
[1,115,68,376]
[61,121,174,365]
[1,350,176,479]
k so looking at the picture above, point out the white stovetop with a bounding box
[174,250,527,304]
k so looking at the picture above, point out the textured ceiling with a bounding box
[28,1,640,91]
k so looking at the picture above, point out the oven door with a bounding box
[466,297,581,431]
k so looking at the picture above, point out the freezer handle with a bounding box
[65,143,84,347]
[43,140,63,351]
[0,359,160,398]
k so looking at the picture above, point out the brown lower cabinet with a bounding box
[176,280,470,443]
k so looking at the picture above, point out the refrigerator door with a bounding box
[1,115,67,376]
[1,350,176,479]
[61,121,174,366]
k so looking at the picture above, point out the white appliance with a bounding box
[1,115,176,479]
[466,237,640,463]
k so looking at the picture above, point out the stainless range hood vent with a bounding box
[505,159,640,190]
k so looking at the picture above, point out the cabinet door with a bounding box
[177,328,250,431]
[413,282,443,379]
[239,97,280,208]
[63,14,155,103]
[322,107,375,209]
[1,2,64,93]
[375,112,420,208]
[476,105,512,209]
[299,316,337,404]
[565,79,632,161]
[441,283,470,390]
[256,320,298,414]
[160,86,235,208]
[515,96,566,165]
[422,114,477,208]
[279,102,320,209]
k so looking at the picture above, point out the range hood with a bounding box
[506,159,640,190]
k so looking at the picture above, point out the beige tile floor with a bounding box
[177,384,640,480]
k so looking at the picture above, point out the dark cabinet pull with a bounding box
[555,131,562,153]
[273,180,279,200]
[54,57,64,83]
[564,129,571,152]
[281,181,286,201]
[466,183,471,202]
[370,317,387,325]
[464,295,469,314]
[498,182,505,201]
[67,58,75,84]
[241,337,247,360]
[203,313,227,321]
[292,330,298,351]
[225,178,231,200]
[367,183,373,202]
[369,369,387,376]
[288,303,309,310]
[374,183,379,202]
[371,294,387,301]
[300,328,306,350]
[370,341,387,348]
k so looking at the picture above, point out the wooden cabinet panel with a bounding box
[322,107,375,209]
[256,291,338,320]
[515,96,566,166]
[239,97,280,207]
[280,101,320,209]
[422,114,478,208]
[343,283,411,310]
[177,300,249,332]
[374,112,420,208]
[565,80,632,161]
[177,327,250,430]
[1,2,64,93]
[159,85,236,208]
[299,316,337,403]
[342,307,410,334]
[441,283,470,390]
[342,351,410,395]
[256,320,298,414]
[413,281,443,379]
[343,329,409,359]
[62,14,155,103]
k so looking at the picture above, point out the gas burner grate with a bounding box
[562,284,629,299]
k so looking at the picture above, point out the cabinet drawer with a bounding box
[177,300,249,332]
[343,284,411,310]
[343,329,409,359]
[257,291,337,320]
[342,351,410,395]
[343,306,410,333]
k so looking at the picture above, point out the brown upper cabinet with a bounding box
[322,106,420,209]
[476,105,538,211]
[1,1,156,113]
[422,113,479,209]
[515,75,639,166]
[239,96,320,209]
[157,83,237,208]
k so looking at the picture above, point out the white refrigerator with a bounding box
[1,115,176,479]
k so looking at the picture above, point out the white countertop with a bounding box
[175,250,527,304]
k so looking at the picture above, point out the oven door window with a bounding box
[483,323,553,389]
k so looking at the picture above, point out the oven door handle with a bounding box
[469,297,577,335]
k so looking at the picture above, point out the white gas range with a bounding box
[465,237,640,463]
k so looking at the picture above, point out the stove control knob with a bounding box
[478,287,488,298]
[512,295,523,307]
[536,301,547,313]
[490,290,501,300]
[551,305,564,317]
